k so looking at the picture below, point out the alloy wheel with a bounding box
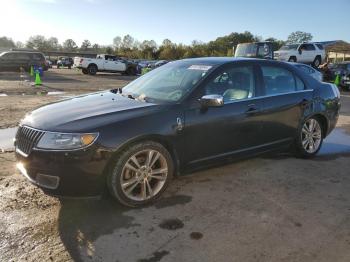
[120,149,168,201]
[301,118,322,154]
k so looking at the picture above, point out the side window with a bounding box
[32,53,43,61]
[305,44,315,51]
[316,44,324,50]
[2,53,15,60]
[14,53,30,60]
[262,66,302,95]
[295,76,305,91]
[204,65,256,103]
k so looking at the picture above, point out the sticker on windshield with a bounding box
[188,65,212,71]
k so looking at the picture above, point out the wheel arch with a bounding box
[102,134,181,180]
[87,63,98,69]
[308,113,330,137]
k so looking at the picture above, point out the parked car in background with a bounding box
[154,60,169,68]
[274,43,325,67]
[45,58,53,68]
[74,54,137,75]
[0,50,48,72]
[234,42,274,59]
[57,57,73,69]
[331,62,350,90]
[15,58,340,207]
[290,62,323,82]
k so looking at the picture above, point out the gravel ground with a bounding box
[1,69,350,262]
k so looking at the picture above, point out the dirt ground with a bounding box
[1,69,350,262]
[0,68,136,128]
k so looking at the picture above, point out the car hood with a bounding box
[21,91,161,132]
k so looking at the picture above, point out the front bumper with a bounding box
[15,146,110,197]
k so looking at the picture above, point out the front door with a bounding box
[184,63,264,165]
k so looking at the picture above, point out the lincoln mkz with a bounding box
[15,58,341,207]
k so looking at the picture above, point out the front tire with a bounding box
[288,56,297,62]
[107,141,174,207]
[87,65,97,75]
[295,117,323,158]
[313,56,321,68]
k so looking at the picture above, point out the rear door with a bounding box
[258,63,313,145]
[0,53,16,71]
[184,63,265,164]
[103,55,126,71]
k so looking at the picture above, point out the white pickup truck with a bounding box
[74,54,137,75]
[274,43,326,67]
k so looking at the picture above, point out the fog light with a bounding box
[36,173,59,190]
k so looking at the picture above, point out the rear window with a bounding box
[262,66,305,95]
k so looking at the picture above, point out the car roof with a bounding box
[1,50,43,55]
[178,57,257,66]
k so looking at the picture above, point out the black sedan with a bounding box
[15,58,341,207]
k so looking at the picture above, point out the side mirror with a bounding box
[298,49,302,55]
[199,94,224,108]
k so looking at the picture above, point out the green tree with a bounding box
[265,37,285,51]
[47,37,60,51]
[80,39,91,50]
[26,35,49,50]
[113,36,122,51]
[286,31,313,44]
[0,37,15,48]
[62,39,78,51]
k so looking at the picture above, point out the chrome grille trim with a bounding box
[15,126,45,156]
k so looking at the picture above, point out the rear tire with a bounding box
[126,67,136,76]
[294,117,323,158]
[87,65,97,75]
[107,141,174,207]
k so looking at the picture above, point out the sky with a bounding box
[0,0,349,46]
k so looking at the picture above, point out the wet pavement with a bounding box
[319,128,350,155]
[0,127,17,151]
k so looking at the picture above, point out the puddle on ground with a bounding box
[319,128,350,155]
[47,91,66,96]
[0,127,17,151]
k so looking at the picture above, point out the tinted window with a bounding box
[1,53,15,60]
[262,66,304,94]
[316,44,324,50]
[305,44,316,51]
[204,65,256,103]
[32,53,44,61]
[297,65,315,74]
[295,76,305,91]
[13,53,30,60]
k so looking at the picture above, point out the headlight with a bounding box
[36,132,98,150]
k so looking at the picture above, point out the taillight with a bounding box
[80,59,84,63]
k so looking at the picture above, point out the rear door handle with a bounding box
[246,104,260,114]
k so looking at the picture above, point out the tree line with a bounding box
[0,31,313,60]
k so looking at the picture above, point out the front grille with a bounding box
[15,126,45,156]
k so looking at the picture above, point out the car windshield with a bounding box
[235,43,257,57]
[279,44,299,51]
[121,61,213,103]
